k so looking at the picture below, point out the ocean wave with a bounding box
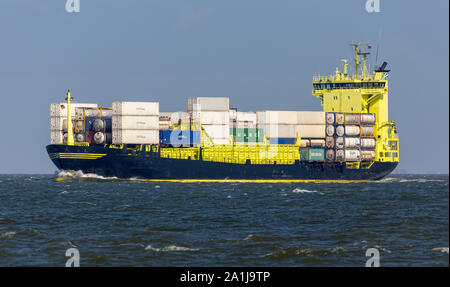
[243,234,285,242]
[262,246,346,259]
[57,170,146,181]
[432,247,449,254]
[0,231,16,239]
[377,177,446,183]
[292,188,317,194]
[57,170,120,180]
[145,245,199,252]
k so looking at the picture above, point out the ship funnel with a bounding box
[375,61,390,72]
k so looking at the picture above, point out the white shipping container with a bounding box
[112,115,159,130]
[211,138,230,145]
[295,124,326,138]
[229,109,237,121]
[169,112,190,124]
[203,124,230,139]
[112,102,159,116]
[236,112,257,124]
[262,124,297,138]
[235,122,257,129]
[50,130,65,144]
[257,111,325,125]
[262,124,325,138]
[112,129,159,144]
[296,111,325,125]
[50,103,98,117]
[188,97,229,111]
[50,117,65,131]
[200,111,230,125]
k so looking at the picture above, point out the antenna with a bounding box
[358,52,370,78]
[349,43,369,79]
[375,28,382,67]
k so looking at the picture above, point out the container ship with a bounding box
[47,44,399,181]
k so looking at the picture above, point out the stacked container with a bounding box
[359,113,377,161]
[230,111,263,145]
[112,102,159,144]
[159,112,173,130]
[256,111,325,146]
[77,107,113,144]
[325,112,376,161]
[159,130,201,147]
[49,102,98,144]
[188,97,230,145]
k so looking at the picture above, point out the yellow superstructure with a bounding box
[312,44,399,163]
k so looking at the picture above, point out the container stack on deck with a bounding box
[188,97,230,145]
[51,98,378,164]
[230,111,262,145]
[325,112,377,162]
[256,111,326,145]
[49,102,98,144]
[112,102,159,144]
[77,107,112,144]
[159,112,172,131]
[159,112,200,147]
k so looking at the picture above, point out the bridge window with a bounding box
[314,82,385,90]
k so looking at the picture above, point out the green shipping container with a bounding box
[230,128,264,143]
[300,148,325,161]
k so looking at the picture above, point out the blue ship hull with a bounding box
[46,144,398,180]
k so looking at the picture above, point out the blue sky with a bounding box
[0,0,448,173]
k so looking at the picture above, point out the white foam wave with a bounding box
[378,177,446,183]
[0,231,16,239]
[145,245,199,252]
[292,188,317,194]
[373,245,392,254]
[432,247,449,254]
[57,170,119,180]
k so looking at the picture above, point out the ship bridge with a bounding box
[312,43,398,163]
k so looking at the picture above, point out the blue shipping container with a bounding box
[269,138,297,145]
[159,130,201,146]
